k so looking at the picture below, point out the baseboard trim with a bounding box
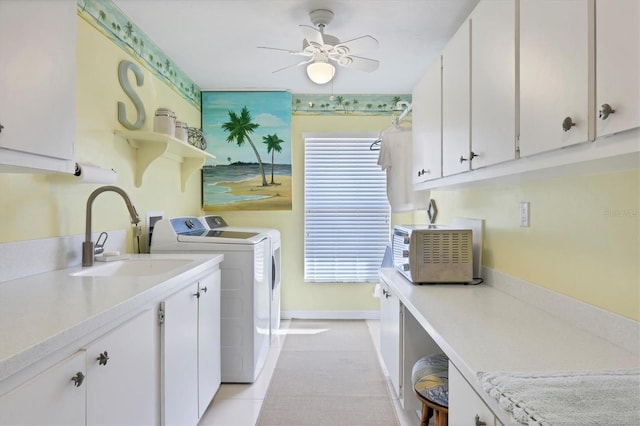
[281,310,380,320]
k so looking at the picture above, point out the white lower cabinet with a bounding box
[85,309,158,425]
[0,310,159,426]
[379,278,445,413]
[449,362,501,426]
[379,281,401,398]
[0,351,86,425]
[161,271,221,425]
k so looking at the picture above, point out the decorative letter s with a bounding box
[117,60,146,129]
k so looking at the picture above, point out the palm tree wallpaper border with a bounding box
[291,94,411,115]
[201,91,292,211]
[78,0,201,109]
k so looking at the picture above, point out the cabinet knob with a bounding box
[200,286,208,293]
[475,414,487,426]
[599,103,616,120]
[459,155,468,163]
[382,289,391,299]
[193,291,201,298]
[0,123,4,133]
[470,151,479,160]
[71,371,85,387]
[562,116,576,132]
[417,169,430,177]
[97,351,109,366]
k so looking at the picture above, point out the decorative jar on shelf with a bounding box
[153,108,176,137]
[175,120,188,142]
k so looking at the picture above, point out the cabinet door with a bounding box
[442,20,471,176]
[162,284,199,426]
[470,0,517,168]
[379,281,401,398]
[85,309,158,425]
[595,0,640,137]
[197,271,222,417]
[0,0,76,172]
[449,362,496,426]
[0,351,85,425]
[519,0,592,157]
[412,57,442,184]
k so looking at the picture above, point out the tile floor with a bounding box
[198,319,420,426]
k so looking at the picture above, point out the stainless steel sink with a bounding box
[71,258,192,277]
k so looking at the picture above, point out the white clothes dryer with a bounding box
[200,215,281,341]
[151,217,270,383]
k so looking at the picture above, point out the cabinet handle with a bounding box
[474,414,487,426]
[599,103,616,120]
[417,168,430,177]
[193,291,201,298]
[562,116,576,132]
[459,155,468,163]
[382,289,391,299]
[0,123,4,133]
[71,372,85,387]
[200,286,208,293]
[470,151,479,160]
[97,351,109,366]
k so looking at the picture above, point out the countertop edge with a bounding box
[0,253,223,388]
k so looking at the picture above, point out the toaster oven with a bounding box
[392,225,473,283]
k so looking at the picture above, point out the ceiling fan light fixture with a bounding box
[306,61,335,84]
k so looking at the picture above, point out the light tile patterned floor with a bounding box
[198,319,421,426]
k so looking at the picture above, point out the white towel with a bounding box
[477,369,640,426]
[377,127,429,212]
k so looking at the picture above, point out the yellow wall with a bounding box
[211,114,397,314]
[0,17,202,250]
[431,169,640,321]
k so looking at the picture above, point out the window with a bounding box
[304,136,390,283]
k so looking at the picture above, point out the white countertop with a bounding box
[379,267,639,423]
[0,253,223,384]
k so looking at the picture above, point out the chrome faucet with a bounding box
[82,185,140,267]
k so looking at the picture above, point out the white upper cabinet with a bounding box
[412,57,442,184]
[0,0,76,173]
[470,0,517,169]
[519,0,593,157]
[595,0,640,138]
[442,21,471,176]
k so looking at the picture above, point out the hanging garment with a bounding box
[377,127,430,213]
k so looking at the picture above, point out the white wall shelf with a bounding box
[114,130,215,192]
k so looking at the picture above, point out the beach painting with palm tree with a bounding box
[201,91,292,211]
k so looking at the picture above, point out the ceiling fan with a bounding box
[258,9,380,84]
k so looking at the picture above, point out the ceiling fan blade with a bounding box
[271,57,314,73]
[333,35,379,56]
[257,46,311,57]
[300,25,324,47]
[335,55,380,72]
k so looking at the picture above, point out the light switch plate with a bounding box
[520,202,530,227]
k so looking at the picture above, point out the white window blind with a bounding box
[304,136,390,283]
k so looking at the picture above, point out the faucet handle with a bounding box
[95,232,108,255]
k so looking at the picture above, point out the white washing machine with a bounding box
[200,215,281,341]
[151,217,270,383]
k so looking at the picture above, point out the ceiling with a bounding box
[112,0,479,95]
